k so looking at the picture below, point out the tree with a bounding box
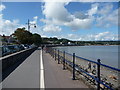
[2,34,7,42]
[59,38,70,44]
[13,28,33,44]
[32,33,42,46]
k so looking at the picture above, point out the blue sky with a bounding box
[0,1,119,41]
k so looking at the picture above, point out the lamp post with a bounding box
[26,19,36,31]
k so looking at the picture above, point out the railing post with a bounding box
[45,47,47,53]
[55,49,56,61]
[97,59,101,90]
[58,50,60,64]
[63,51,65,70]
[72,53,75,80]
[53,49,54,58]
[52,48,54,58]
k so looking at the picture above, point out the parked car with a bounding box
[21,44,29,49]
[0,46,11,56]
[14,45,21,52]
[7,45,17,53]
[18,44,25,50]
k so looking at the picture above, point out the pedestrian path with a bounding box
[43,51,89,88]
[2,48,89,89]
[2,49,40,88]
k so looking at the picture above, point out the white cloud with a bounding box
[64,32,118,41]
[64,18,93,30]
[30,16,38,25]
[0,13,20,35]
[0,4,21,35]
[41,1,95,31]
[67,34,80,40]
[42,2,72,22]
[33,16,38,20]
[41,2,118,31]
[95,3,118,27]
[42,0,118,2]
[43,24,62,32]
[80,32,118,41]
[74,12,88,19]
[88,3,98,16]
[0,4,41,36]
[2,0,118,2]
[0,4,6,11]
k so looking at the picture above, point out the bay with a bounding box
[55,45,119,68]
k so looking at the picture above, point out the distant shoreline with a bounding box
[55,45,119,47]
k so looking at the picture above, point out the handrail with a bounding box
[51,48,119,89]
[64,58,113,89]
[100,63,120,72]
[75,65,113,90]
[63,57,113,90]
[58,49,120,72]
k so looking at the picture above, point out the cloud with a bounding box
[67,34,80,40]
[42,2,72,22]
[41,2,118,31]
[95,3,118,28]
[0,4,6,11]
[0,4,41,36]
[43,24,62,32]
[0,19,19,35]
[80,32,118,41]
[0,4,20,35]
[64,18,93,30]
[41,1,95,31]
[2,0,118,2]
[0,13,20,35]
[88,3,99,16]
[30,16,38,25]
[74,12,88,19]
[64,32,118,41]
[42,0,118,2]
[33,16,38,20]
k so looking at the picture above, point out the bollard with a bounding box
[58,50,60,64]
[97,59,101,90]
[63,51,65,70]
[55,49,56,61]
[72,53,75,80]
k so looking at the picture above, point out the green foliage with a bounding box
[1,34,7,42]
[59,38,71,44]
[13,28,42,46]
[13,28,33,44]
[32,33,42,46]
[13,28,119,46]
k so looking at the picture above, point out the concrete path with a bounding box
[43,51,89,88]
[2,49,40,88]
[2,48,89,89]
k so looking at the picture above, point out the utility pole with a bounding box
[27,19,30,31]
[26,19,36,31]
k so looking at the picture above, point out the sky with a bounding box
[0,1,119,41]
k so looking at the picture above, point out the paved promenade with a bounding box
[2,48,89,89]
[2,49,40,88]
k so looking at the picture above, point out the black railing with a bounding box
[45,47,120,90]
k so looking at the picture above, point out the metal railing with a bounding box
[45,47,120,90]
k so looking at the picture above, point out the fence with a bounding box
[45,47,120,90]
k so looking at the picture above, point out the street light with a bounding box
[26,19,36,31]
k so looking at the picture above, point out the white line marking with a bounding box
[40,49,45,89]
